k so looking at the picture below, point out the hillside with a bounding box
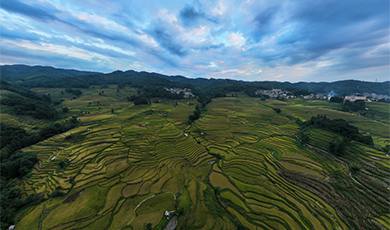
[0,65,100,82]
[1,83,388,230]
[2,65,389,96]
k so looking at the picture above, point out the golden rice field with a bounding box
[11,87,390,229]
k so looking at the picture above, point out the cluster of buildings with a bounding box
[362,93,389,100]
[303,94,328,100]
[254,89,388,102]
[344,95,368,102]
[344,94,390,102]
[255,89,327,100]
[164,87,194,98]
[255,89,296,99]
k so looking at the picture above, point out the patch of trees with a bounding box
[378,98,390,103]
[0,80,51,103]
[301,115,373,147]
[328,140,347,156]
[19,70,191,93]
[342,100,365,112]
[1,118,78,161]
[187,93,213,124]
[217,79,246,92]
[1,123,39,160]
[207,89,226,98]
[196,94,212,108]
[289,88,311,96]
[65,88,83,97]
[128,95,149,105]
[329,96,344,103]
[21,76,91,88]
[1,151,38,180]
[141,85,184,99]
[0,177,45,230]
[1,95,58,119]
[243,85,264,97]
[186,91,214,124]
[39,116,79,139]
[188,105,202,123]
[0,81,59,119]
[273,108,281,114]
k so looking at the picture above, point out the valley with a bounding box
[3,85,388,230]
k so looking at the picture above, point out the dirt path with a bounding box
[127,194,156,225]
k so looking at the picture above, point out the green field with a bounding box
[6,87,389,230]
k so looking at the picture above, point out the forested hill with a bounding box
[1,64,389,95]
[0,65,100,82]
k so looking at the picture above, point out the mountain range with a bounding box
[1,64,389,96]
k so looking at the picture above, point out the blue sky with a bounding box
[1,0,389,82]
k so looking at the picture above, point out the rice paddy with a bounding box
[9,87,389,229]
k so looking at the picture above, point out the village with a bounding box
[164,87,194,98]
[163,87,388,102]
[254,89,328,100]
[254,88,389,102]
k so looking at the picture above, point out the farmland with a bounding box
[5,87,390,229]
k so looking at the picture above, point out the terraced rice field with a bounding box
[14,89,390,229]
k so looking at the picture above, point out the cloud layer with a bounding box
[1,0,388,82]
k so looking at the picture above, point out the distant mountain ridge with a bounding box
[0,64,100,82]
[1,64,388,95]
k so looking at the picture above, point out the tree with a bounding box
[273,108,281,113]
[329,141,346,156]
[19,166,30,177]
[330,96,343,103]
[58,161,65,168]
[111,108,114,113]
[62,107,69,113]
[65,88,82,97]
[329,142,336,155]
[342,100,366,112]
[335,141,347,156]
[144,223,152,230]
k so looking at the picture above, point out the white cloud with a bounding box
[208,61,218,68]
[211,1,226,16]
[0,0,388,82]
[157,9,178,23]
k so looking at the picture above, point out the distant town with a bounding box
[165,87,389,102]
[164,87,194,98]
[254,88,389,101]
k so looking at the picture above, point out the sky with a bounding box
[1,0,389,82]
